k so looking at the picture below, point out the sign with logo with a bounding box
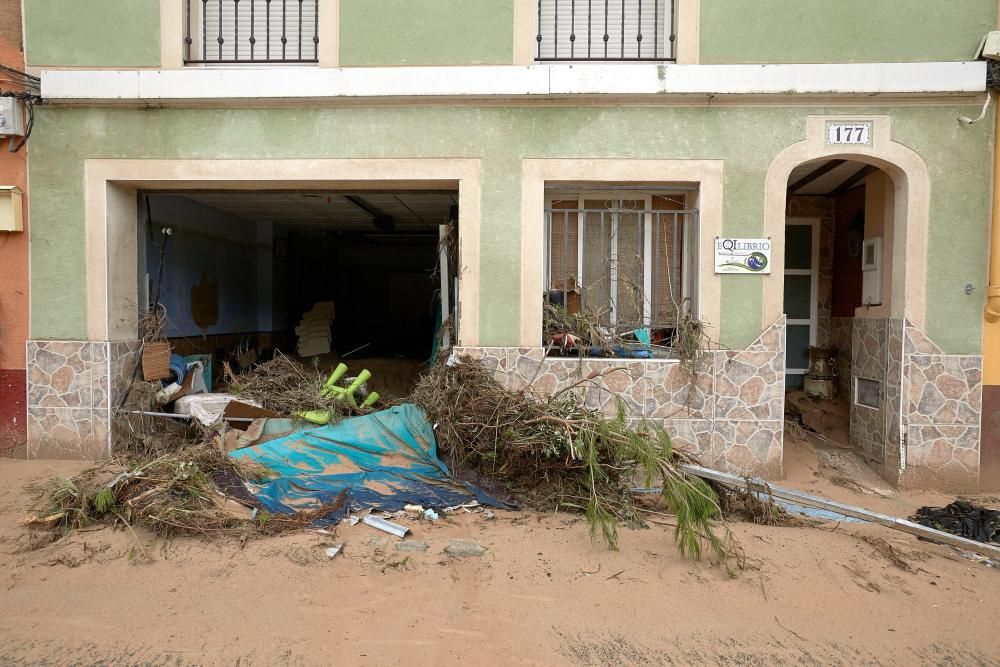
[826,121,872,145]
[714,238,771,274]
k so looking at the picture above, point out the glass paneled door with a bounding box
[784,219,819,389]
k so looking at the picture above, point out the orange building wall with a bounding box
[0,0,30,455]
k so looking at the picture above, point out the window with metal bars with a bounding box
[535,0,676,61]
[544,194,696,341]
[184,0,319,64]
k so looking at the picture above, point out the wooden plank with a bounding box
[680,463,1000,559]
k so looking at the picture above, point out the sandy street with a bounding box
[1,443,999,667]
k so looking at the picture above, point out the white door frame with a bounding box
[785,217,820,378]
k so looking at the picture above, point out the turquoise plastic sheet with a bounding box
[230,404,505,522]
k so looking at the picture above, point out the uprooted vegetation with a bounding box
[225,350,357,419]
[409,357,781,569]
[25,347,785,572]
[25,443,347,546]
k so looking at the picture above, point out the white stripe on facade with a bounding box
[41,62,986,102]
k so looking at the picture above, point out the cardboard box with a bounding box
[141,342,171,381]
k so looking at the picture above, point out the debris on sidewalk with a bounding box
[229,404,510,524]
[911,501,1000,545]
[685,463,1000,560]
[443,539,486,558]
[395,539,430,553]
[362,514,410,538]
[23,447,347,538]
[409,356,748,565]
[27,338,783,572]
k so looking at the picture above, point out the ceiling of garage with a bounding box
[180,191,458,231]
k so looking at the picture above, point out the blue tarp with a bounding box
[229,404,506,523]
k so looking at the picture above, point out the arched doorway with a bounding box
[781,157,905,485]
[763,117,931,487]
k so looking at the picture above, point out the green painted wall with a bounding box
[23,0,160,67]
[27,103,992,353]
[339,0,514,66]
[700,0,995,64]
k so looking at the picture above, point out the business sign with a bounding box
[714,238,771,274]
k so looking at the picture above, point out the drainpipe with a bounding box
[989,90,1000,323]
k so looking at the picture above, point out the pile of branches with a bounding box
[24,443,345,546]
[226,351,355,418]
[410,357,744,567]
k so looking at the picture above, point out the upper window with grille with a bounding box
[185,0,319,64]
[535,0,676,62]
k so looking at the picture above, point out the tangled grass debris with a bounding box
[410,356,749,569]
[226,351,357,418]
[24,443,345,546]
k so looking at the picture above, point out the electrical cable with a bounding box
[0,64,43,152]
[0,63,40,85]
[1,90,40,152]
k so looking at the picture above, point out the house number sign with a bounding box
[826,121,872,145]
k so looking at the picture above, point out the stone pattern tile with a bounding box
[849,317,905,470]
[899,425,981,492]
[26,407,108,460]
[904,320,942,355]
[26,340,116,460]
[907,355,982,425]
[26,341,97,408]
[577,360,646,417]
[710,420,784,477]
[897,322,983,491]
[716,348,784,421]
[109,340,143,409]
[457,317,786,478]
[644,357,714,419]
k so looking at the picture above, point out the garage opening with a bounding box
[137,189,458,401]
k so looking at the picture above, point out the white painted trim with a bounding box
[643,209,653,326]
[317,0,339,67]
[784,218,820,376]
[522,159,724,348]
[41,62,987,102]
[82,158,483,346]
[674,0,699,64]
[159,0,184,69]
[764,115,930,331]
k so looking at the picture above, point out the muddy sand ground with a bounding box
[1,437,999,666]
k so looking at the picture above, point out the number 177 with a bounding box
[835,126,865,143]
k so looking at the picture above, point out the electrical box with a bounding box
[0,97,24,136]
[861,237,882,306]
[0,187,24,232]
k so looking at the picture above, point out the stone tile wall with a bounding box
[26,339,143,460]
[849,317,905,482]
[844,319,984,492]
[899,321,982,492]
[455,316,786,478]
